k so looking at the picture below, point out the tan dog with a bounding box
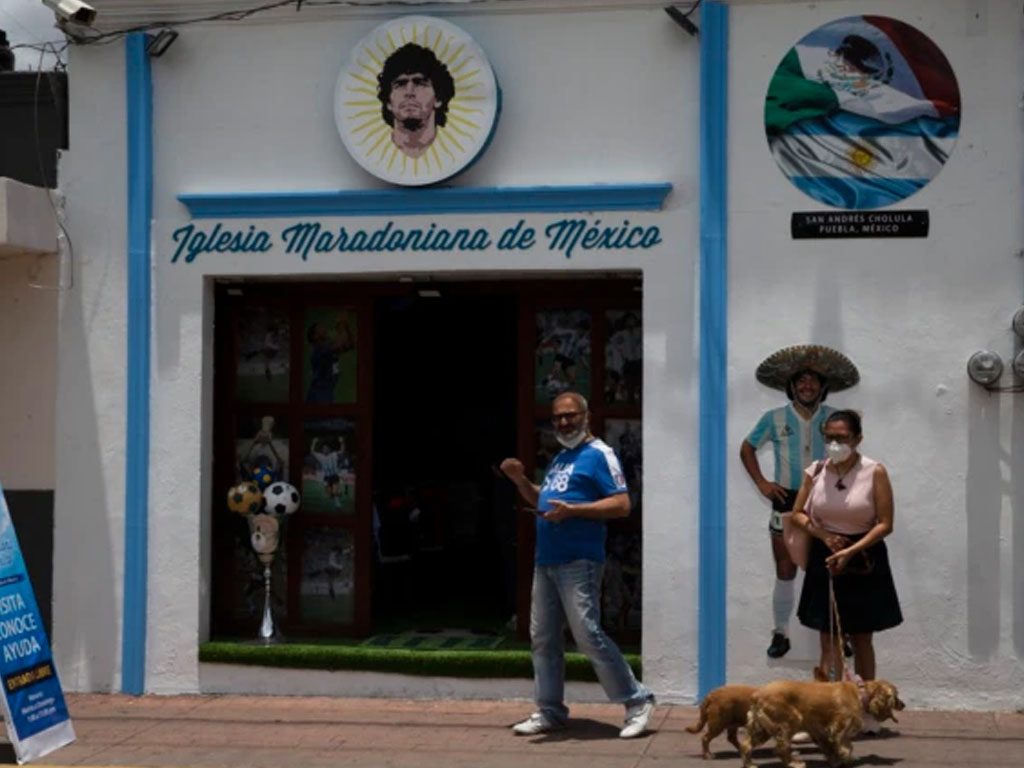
[738,679,904,768]
[684,684,757,759]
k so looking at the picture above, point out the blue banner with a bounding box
[0,481,74,763]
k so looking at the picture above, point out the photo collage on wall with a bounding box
[302,418,357,516]
[534,310,592,404]
[235,414,289,486]
[237,304,290,403]
[303,307,358,404]
[605,310,642,405]
[603,418,642,634]
[300,528,355,625]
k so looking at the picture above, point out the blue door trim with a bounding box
[178,183,672,218]
[123,32,153,695]
[698,0,728,699]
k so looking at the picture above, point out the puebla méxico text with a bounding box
[170,218,663,263]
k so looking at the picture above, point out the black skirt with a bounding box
[797,533,903,634]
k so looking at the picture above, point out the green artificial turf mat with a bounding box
[199,640,641,682]
[361,631,504,651]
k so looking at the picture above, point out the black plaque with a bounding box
[791,210,929,239]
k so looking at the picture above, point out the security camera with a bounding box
[41,0,98,27]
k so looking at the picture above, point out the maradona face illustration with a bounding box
[335,16,500,186]
[765,15,961,209]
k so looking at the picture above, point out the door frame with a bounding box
[210,275,641,641]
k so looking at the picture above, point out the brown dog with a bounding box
[685,684,757,759]
[738,679,904,768]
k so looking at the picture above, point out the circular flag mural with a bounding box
[765,16,961,209]
[334,16,500,187]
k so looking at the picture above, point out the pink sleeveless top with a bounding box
[805,455,880,535]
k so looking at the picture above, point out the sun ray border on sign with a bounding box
[336,16,498,184]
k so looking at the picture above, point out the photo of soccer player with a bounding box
[302,418,357,516]
[534,310,591,403]
[303,308,357,404]
[237,304,289,402]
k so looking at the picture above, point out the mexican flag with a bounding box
[766,16,960,209]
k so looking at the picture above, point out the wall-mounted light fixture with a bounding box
[665,4,700,37]
[146,29,179,57]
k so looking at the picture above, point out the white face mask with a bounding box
[826,441,852,464]
[556,427,587,450]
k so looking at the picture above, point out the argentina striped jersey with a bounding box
[746,403,835,490]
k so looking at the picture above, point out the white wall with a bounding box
[727,0,1024,709]
[56,4,702,695]
[54,40,127,692]
[0,252,57,490]
[0,177,59,491]
[57,0,1024,709]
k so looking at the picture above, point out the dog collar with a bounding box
[856,680,870,711]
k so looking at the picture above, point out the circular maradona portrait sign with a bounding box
[765,15,961,209]
[334,16,500,186]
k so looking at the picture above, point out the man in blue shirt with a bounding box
[739,345,859,659]
[500,392,655,739]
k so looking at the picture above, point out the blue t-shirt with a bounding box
[536,438,629,565]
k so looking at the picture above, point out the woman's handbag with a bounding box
[781,460,825,570]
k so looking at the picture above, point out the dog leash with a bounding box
[827,575,848,682]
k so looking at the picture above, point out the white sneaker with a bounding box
[619,699,655,738]
[512,713,563,735]
[792,731,812,743]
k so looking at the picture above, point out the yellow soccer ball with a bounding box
[227,482,263,515]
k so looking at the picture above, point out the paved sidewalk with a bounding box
[15,693,1024,768]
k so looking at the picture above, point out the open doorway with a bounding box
[209,276,643,644]
[371,290,519,634]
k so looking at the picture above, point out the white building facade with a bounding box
[50,0,1023,710]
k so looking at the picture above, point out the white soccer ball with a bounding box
[263,481,300,516]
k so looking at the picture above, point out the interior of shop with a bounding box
[210,276,642,647]
[370,292,519,635]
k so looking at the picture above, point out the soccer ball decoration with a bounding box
[248,462,277,490]
[227,482,263,515]
[226,466,301,644]
[263,482,301,516]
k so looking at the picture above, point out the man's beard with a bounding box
[400,117,425,131]
[555,427,587,450]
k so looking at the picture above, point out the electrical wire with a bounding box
[47,0,550,47]
[28,41,74,291]
[679,0,701,19]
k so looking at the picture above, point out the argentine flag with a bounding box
[765,15,960,210]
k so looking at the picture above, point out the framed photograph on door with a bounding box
[535,309,591,402]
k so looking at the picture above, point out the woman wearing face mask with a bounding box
[789,410,903,704]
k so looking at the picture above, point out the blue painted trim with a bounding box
[698,1,729,700]
[178,184,672,218]
[123,32,152,696]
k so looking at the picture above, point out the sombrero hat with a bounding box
[755,345,859,393]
